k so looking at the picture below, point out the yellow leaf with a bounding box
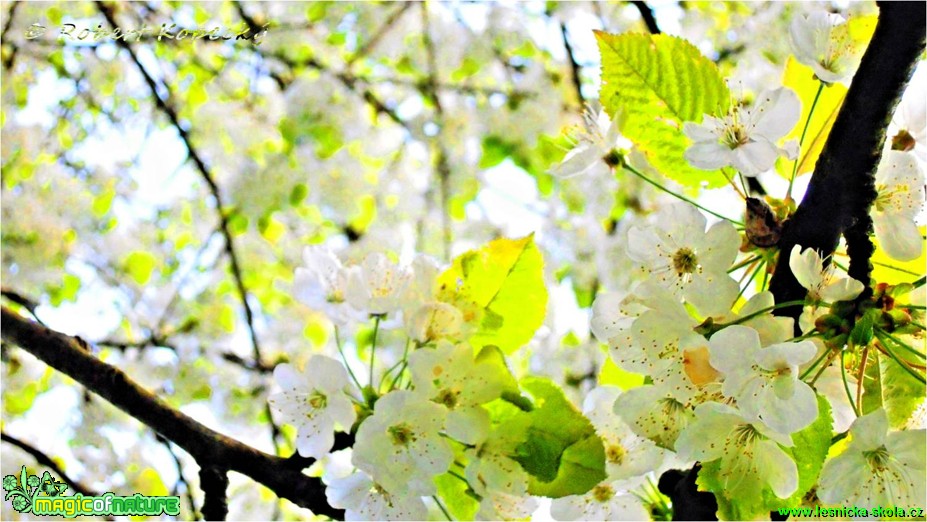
[870,226,926,285]
[437,235,547,353]
[776,57,848,179]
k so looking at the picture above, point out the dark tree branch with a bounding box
[155,434,198,520]
[0,307,343,519]
[560,21,585,106]
[95,1,284,454]
[1,0,19,69]
[1,431,96,497]
[770,2,926,321]
[198,466,229,521]
[630,1,661,35]
[1,287,45,326]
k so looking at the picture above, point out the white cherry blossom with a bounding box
[551,103,622,178]
[268,356,357,459]
[871,151,926,261]
[408,341,506,444]
[789,244,863,300]
[818,408,926,506]
[346,252,411,316]
[789,12,862,84]
[675,402,799,500]
[583,387,667,481]
[550,478,649,521]
[294,245,364,325]
[709,325,818,434]
[627,203,741,317]
[352,390,453,496]
[613,383,696,451]
[888,64,926,163]
[326,470,428,521]
[684,88,801,176]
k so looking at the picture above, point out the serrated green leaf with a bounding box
[511,377,605,498]
[596,31,730,188]
[437,235,547,353]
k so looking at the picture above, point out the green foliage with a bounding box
[437,235,548,354]
[596,31,730,188]
[124,251,158,285]
[510,377,606,498]
[435,472,479,520]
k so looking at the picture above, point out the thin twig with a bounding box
[1,431,96,497]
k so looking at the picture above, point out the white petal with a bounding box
[273,363,304,391]
[788,245,823,294]
[709,325,761,376]
[733,139,779,176]
[752,88,801,140]
[755,439,799,498]
[685,142,733,170]
[873,213,924,262]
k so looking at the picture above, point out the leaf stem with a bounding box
[841,350,861,417]
[800,348,832,380]
[717,299,808,328]
[622,164,744,226]
[787,81,825,200]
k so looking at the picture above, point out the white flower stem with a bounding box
[385,338,413,392]
[840,350,861,417]
[334,326,363,389]
[787,81,826,200]
[621,164,745,226]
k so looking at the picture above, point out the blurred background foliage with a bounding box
[0,1,850,519]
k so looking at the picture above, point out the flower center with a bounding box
[592,484,615,503]
[863,445,891,473]
[326,289,345,304]
[605,442,625,465]
[659,397,687,416]
[721,108,750,149]
[874,182,914,214]
[433,388,459,409]
[388,423,416,446]
[672,248,699,275]
[307,390,328,411]
[892,129,917,152]
[733,424,763,446]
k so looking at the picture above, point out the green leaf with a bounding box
[125,251,157,285]
[878,347,926,428]
[511,377,606,497]
[784,395,832,505]
[48,273,81,306]
[435,472,479,520]
[437,235,547,354]
[289,183,309,206]
[595,31,730,188]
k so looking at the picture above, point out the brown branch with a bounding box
[1,431,96,497]
[1,287,45,326]
[559,21,584,106]
[770,2,926,321]
[0,306,343,519]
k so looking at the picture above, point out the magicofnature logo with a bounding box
[3,466,181,518]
